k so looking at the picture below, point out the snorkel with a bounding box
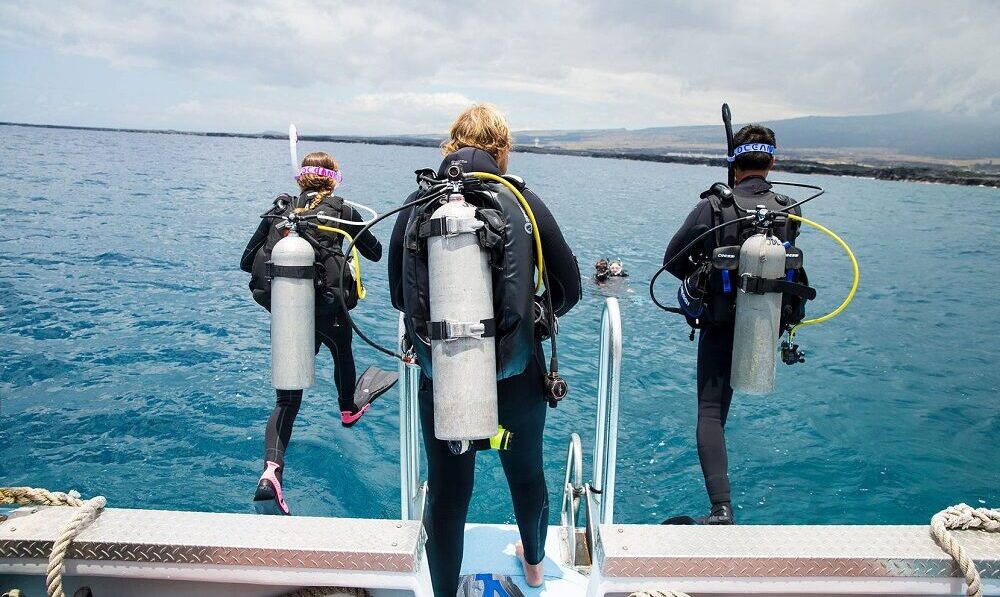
[723,103,735,188]
[289,124,298,177]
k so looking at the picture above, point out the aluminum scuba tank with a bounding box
[427,194,499,444]
[270,230,315,390]
[731,230,786,395]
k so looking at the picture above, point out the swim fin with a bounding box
[457,573,525,597]
[342,366,399,427]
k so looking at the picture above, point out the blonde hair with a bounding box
[296,152,340,213]
[441,103,513,160]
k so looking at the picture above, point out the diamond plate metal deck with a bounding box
[0,507,425,572]
[597,524,1000,579]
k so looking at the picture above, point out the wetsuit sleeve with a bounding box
[524,188,581,317]
[240,215,272,273]
[388,191,420,312]
[663,201,714,281]
[344,205,382,262]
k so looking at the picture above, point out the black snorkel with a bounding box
[723,103,736,188]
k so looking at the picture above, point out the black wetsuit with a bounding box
[240,197,382,478]
[663,176,800,509]
[388,148,581,597]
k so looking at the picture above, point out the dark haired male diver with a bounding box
[661,124,806,524]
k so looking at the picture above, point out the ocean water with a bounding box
[0,124,997,525]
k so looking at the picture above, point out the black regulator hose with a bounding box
[648,215,754,312]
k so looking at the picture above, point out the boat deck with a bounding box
[2,506,999,596]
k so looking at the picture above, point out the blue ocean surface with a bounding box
[0,124,997,524]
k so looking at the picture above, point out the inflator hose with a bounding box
[784,213,859,338]
[469,172,560,373]
[314,225,366,300]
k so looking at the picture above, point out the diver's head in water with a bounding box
[295,152,341,212]
[442,103,513,174]
[609,259,623,276]
[595,258,610,280]
[732,124,776,184]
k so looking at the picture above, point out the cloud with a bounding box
[0,0,994,132]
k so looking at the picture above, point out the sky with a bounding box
[0,1,995,135]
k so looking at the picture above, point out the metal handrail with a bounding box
[592,297,623,525]
[398,314,423,521]
[560,433,584,561]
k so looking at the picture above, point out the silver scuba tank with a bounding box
[270,230,315,390]
[731,231,786,395]
[427,194,499,443]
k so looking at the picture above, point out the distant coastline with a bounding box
[3,120,997,188]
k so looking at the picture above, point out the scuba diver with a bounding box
[594,258,610,282]
[660,123,808,525]
[608,258,628,277]
[240,151,393,516]
[388,104,581,596]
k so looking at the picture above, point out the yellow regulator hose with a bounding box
[315,225,367,300]
[785,213,859,339]
[470,172,545,292]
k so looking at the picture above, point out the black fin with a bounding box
[353,366,399,410]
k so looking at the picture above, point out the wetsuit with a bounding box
[241,196,382,479]
[388,148,581,597]
[663,176,801,510]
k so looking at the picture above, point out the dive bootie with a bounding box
[253,461,290,515]
[697,503,734,525]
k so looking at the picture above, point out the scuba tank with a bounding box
[730,229,787,394]
[426,173,499,444]
[269,230,316,390]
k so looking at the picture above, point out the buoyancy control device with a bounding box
[401,163,539,446]
[708,196,816,393]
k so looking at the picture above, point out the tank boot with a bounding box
[697,502,734,525]
[253,461,290,515]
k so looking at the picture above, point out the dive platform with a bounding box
[3,300,998,596]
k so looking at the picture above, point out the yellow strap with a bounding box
[314,225,367,300]
[785,213,859,338]
[470,172,545,292]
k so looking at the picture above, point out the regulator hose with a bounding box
[784,213,859,338]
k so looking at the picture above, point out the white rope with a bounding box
[930,503,1000,597]
[0,487,85,508]
[0,487,107,597]
[628,591,692,597]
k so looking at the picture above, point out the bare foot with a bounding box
[515,540,544,587]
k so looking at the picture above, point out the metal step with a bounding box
[0,506,431,596]
[587,523,1000,596]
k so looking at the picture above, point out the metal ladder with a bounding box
[398,314,426,521]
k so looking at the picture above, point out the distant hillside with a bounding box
[513,111,1000,165]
